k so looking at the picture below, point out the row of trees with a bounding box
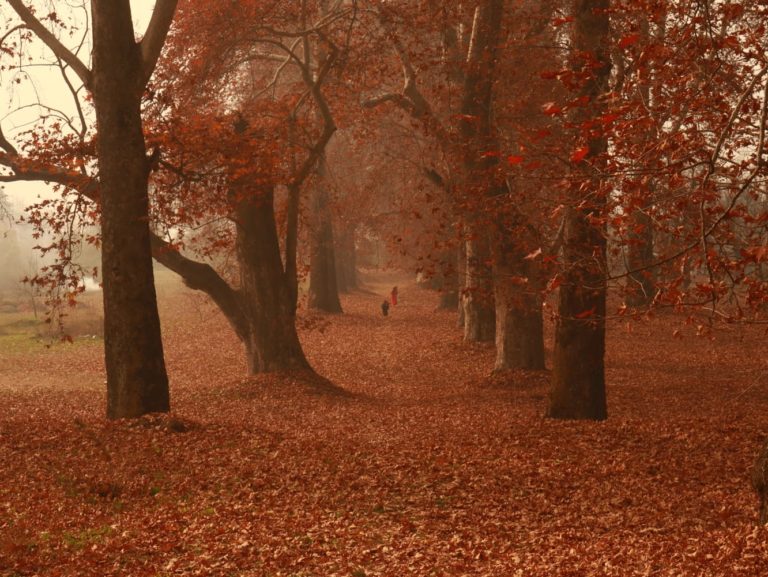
[0,0,766,420]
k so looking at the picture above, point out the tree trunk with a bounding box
[548,204,608,420]
[235,188,310,372]
[437,256,460,310]
[335,225,357,293]
[92,1,169,419]
[458,0,504,343]
[494,294,544,371]
[493,239,545,371]
[151,186,311,375]
[547,0,610,421]
[308,157,343,313]
[462,230,495,341]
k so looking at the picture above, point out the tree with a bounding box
[306,0,344,314]
[307,156,343,313]
[1,0,348,383]
[1,0,177,419]
[457,0,504,344]
[547,0,611,421]
[145,0,346,372]
[362,1,552,366]
[490,0,562,371]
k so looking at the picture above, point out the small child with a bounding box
[381,299,390,316]
[391,286,398,306]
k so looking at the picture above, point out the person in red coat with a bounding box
[391,286,398,306]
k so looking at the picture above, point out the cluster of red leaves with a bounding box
[1,271,768,576]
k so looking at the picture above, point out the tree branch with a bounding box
[138,0,178,88]
[148,234,247,340]
[0,148,247,338]
[5,0,92,87]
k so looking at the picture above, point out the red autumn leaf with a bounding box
[552,16,574,26]
[541,102,562,116]
[574,307,596,319]
[741,245,768,262]
[507,154,525,165]
[618,33,641,48]
[600,112,620,124]
[570,146,590,163]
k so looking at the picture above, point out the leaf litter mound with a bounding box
[1,270,767,576]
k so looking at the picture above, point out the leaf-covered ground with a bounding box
[1,271,767,576]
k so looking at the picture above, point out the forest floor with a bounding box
[1,269,768,576]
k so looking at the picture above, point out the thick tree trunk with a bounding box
[151,186,311,375]
[458,0,504,343]
[493,244,545,371]
[494,296,544,371]
[235,188,311,373]
[308,158,343,313]
[547,0,610,421]
[548,208,607,420]
[92,1,169,419]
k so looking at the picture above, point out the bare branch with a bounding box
[56,57,88,140]
[138,0,178,87]
[364,8,450,142]
[5,0,92,87]
[0,23,25,48]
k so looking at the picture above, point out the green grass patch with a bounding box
[61,525,113,550]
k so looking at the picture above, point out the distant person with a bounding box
[381,299,390,316]
[391,286,398,306]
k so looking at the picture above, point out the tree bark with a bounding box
[457,0,504,343]
[151,185,310,374]
[308,156,343,313]
[91,1,170,419]
[493,233,545,371]
[437,254,460,310]
[335,224,358,293]
[547,0,610,421]
[235,189,310,372]
[462,229,495,341]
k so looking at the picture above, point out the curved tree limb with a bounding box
[5,0,92,87]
